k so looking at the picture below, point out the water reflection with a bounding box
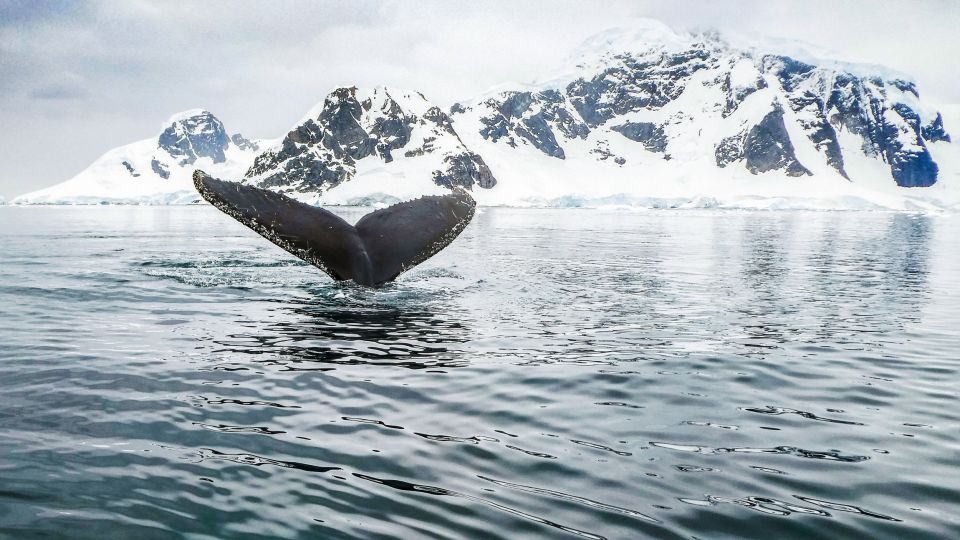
[810,214,932,343]
[725,213,934,357]
[211,290,473,370]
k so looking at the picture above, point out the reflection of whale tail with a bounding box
[194,171,476,286]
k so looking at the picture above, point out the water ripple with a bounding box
[1,207,957,539]
[651,442,871,462]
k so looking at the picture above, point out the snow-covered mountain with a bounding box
[13,21,959,210]
[14,110,261,204]
[447,22,957,209]
[243,87,495,206]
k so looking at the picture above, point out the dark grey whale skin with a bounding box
[193,170,476,286]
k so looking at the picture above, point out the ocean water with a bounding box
[1,206,958,540]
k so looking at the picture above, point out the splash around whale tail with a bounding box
[193,170,476,286]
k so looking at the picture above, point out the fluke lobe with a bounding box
[194,170,476,286]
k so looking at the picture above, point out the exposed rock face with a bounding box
[612,121,667,153]
[921,113,950,143]
[158,110,230,166]
[121,161,140,177]
[714,106,812,177]
[825,74,937,186]
[567,48,712,126]
[715,131,745,168]
[763,56,847,178]
[432,154,496,189]
[743,105,811,176]
[763,57,942,186]
[230,133,260,152]
[244,87,496,194]
[880,103,938,187]
[151,159,170,179]
[477,90,589,159]
[137,110,258,184]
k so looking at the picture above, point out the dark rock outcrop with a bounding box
[121,161,140,177]
[921,112,951,143]
[246,88,381,191]
[230,133,260,152]
[612,121,668,153]
[151,159,170,179]
[475,90,589,159]
[567,48,713,126]
[432,154,496,189]
[824,73,939,187]
[716,106,811,177]
[763,56,847,178]
[715,131,745,168]
[883,104,938,187]
[369,101,414,163]
[249,141,351,192]
[744,106,811,176]
[158,110,229,166]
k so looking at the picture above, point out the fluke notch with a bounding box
[194,170,476,286]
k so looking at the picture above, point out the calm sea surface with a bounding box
[1,206,958,539]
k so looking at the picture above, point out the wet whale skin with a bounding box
[194,170,476,286]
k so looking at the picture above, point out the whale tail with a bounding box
[193,170,476,286]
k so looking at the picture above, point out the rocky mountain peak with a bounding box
[158,109,230,166]
[244,86,495,194]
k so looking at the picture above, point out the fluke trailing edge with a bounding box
[194,171,476,286]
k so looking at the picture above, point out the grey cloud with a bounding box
[30,83,87,100]
[0,0,85,27]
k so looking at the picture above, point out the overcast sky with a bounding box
[1,0,957,198]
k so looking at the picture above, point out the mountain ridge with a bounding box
[13,22,959,210]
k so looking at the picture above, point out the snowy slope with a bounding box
[13,110,261,205]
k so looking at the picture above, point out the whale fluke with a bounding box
[194,170,476,286]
